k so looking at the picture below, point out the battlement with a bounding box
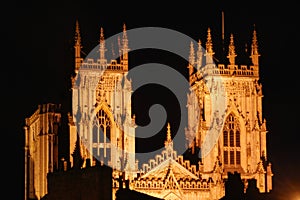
[25,103,61,125]
[80,58,126,72]
[141,148,178,174]
[132,177,212,190]
[190,64,259,85]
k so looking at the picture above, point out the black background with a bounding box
[3,1,300,199]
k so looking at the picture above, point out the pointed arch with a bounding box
[92,101,114,123]
[222,112,241,167]
[91,103,114,164]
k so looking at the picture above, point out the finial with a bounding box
[75,20,81,46]
[123,23,126,32]
[227,33,237,65]
[197,39,203,70]
[166,123,171,143]
[122,23,128,47]
[100,27,104,42]
[164,123,172,147]
[206,28,214,54]
[205,27,215,64]
[74,19,83,74]
[251,25,259,55]
[121,23,129,71]
[99,27,106,63]
[75,20,80,32]
[229,34,235,53]
[189,41,195,66]
[198,39,202,49]
[250,25,260,66]
[164,123,174,157]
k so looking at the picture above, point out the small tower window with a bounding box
[223,113,241,167]
[92,109,111,163]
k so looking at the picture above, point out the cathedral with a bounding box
[24,20,273,200]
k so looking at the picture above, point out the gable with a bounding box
[140,158,199,180]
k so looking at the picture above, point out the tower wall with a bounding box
[24,103,62,200]
[186,27,271,194]
[69,25,136,179]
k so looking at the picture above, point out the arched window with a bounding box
[92,110,111,164]
[223,113,241,167]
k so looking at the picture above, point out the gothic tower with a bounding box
[185,27,273,193]
[23,20,273,200]
[69,22,136,180]
[24,103,62,200]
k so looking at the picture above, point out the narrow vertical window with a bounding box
[224,131,228,147]
[230,151,235,165]
[236,131,240,147]
[224,151,228,164]
[230,130,234,147]
[236,151,241,164]
[223,113,241,167]
[92,109,111,164]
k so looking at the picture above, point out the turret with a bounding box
[205,28,215,64]
[196,40,203,71]
[227,33,237,65]
[164,123,174,158]
[99,27,107,66]
[250,25,260,66]
[121,24,129,71]
[164,123,173,147]
[188,41,195,76]
[74,20,83,74]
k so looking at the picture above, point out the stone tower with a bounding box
[23,21,273,200]
[69,21,136,180]
[185,27,273,193]
[24,103,62,200]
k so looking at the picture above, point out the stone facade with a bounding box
[24,21,273,200]
[24,103,62,199]
[133,28,273,199]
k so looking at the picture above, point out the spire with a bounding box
[75,20,81,46]
[165,123,174,158]
[250,25,260,66]
[206,28,214,54]
[187,41,195,76]
[205,28,215,64]
[99,27,106,65]
[189,41,195,66]
[166,123,172,142]
[196,39,203,70]
[227,33,237,65]
[164,123,173,147]
[121,23,129,71]
[74,20,83,74]
[122,23,128,50]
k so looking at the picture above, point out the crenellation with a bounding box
[134,177,213,190]
[184,160,190,169]
[142,163,148,173]
[149,159,155,169]
[177,155,183,164]
[190,63,259,86]
[155,154,162,165]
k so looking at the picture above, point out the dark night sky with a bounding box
[3,1,300,199]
